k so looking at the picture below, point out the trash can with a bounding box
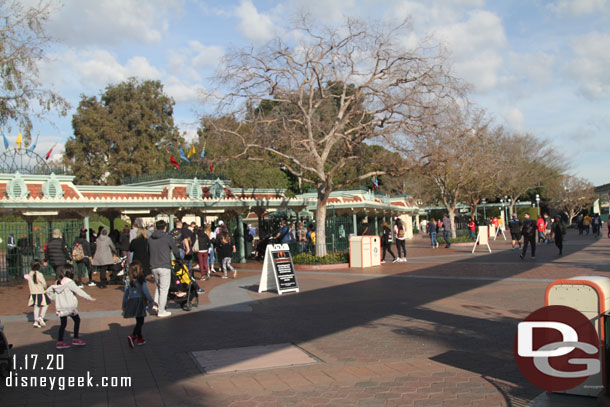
[349,236,372,268]
[545,276,610,396]
[370,236,381,266]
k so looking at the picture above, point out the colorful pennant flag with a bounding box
[2,132,8,150]
[209,159,214,172]
[200,146,205,160]
[45,143,57,160]
[187,145,196,159]
[16,132,22,150]
[179,147,190,162]
[170,154,180,170]
[372,176,379,191]
[26,132,39,153]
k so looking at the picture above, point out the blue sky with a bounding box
[11,0,610,185]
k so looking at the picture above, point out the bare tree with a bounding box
[546,175,596,225]
[203,17,460,256]
[0,0,69,142]
[495,132,565,217]
[388,104,488,238]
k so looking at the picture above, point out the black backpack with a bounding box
[170,228,184,249]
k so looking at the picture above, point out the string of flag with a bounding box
[167,142,213,172]
[1,129,56,161]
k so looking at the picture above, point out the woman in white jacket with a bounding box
[47,264,96,350]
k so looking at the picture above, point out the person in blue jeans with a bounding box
[427,218,438,248]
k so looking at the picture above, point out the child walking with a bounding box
[47,264,96,350]
[218,226,236,279]
[122,261,156,348]
[27,260,50,328]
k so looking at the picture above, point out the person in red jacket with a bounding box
[537,216,547,243]
[468,218,476,240]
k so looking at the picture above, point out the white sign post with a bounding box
[258,244,299,295]
[472,226,491,254]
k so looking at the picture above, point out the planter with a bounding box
[294,263,350,271]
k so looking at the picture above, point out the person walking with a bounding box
[148,220,181,317]
[442,214,452,248]
[44,229,72,274]
[122,261,156,348]
[218,225,236,279]
[508,214,522,250]
[380,221,397,263]
[536,216,547,243]
[119,226,131,265]
[520,213,537,259]
[427,218,439,249]
[196,224,212,280]
[593,214,601,238]
[551,215,566,255]
[393,218,407,262]
[129,227,151,277]
[584,214,592,235]
[467,218,476,240]
[47,264,96,349]
[27,260,50,328]
[73,229,92,288]
[91,228,117,289]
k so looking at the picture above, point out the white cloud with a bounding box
[189,41,225,69]
[566,31,610,99]
[433,10,506,91]
[235,0,275,43]
[46,0,176,46]
[549,0,609,16]
[165,76,205,104]
[502,107,525,132]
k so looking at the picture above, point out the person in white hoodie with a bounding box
[47,264,96,350]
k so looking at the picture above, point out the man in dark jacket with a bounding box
[44,229,71,273]
[442,215,452,248]
[148,220,181,317]
[520,213,537,259]
[508,214,522,250]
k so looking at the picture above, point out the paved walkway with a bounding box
[0,230,608,406]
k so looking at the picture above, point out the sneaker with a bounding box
[87,282,96,287]
[38,318,47,327]
[117,270,125,276]
[222,275,228,279]
[402,258,408,262]
[232,271,237,279]
[151,305,158,314]
[210,268,216,273]
[72,338,86,346]
[56,342,71,350]
[157,311,172,318]
[381,260,386,264]
[78,284,84,288]
[33,322,41,328]
[519,254,524,260]
[137,338,147,346]
[197,288,206,294]
[127,335,135,349]
[392,258,399,263]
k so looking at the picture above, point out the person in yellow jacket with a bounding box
[584,215,592,235]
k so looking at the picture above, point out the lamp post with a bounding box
[536,194,540,217]
[481,198,487,221]
[500,198,505,228]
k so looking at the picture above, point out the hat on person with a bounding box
[218,220,224,226]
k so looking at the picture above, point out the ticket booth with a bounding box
[545,276,610,396]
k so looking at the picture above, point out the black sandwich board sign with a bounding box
[258,243,299,294]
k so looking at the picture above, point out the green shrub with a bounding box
[292,251,349,265]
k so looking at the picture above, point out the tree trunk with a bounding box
[315,188,330,257]
[508,201,515,218]
[469,203,478,220]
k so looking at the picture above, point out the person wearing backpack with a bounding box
[196,224,212,280]
[380,221,397,263]
[393,218,407,262]
[520,213,537,259]
[73,229,92,288]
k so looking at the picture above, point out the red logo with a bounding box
[513,305,600,391]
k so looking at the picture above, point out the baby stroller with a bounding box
[108,256,128,285]
[168,260,198,311]
[0,319,13,378]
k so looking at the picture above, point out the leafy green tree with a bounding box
[0,0,69,143]
[64,78,183,185]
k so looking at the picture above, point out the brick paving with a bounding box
[0,230,608,406]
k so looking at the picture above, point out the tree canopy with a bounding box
[0,0,69,143]
[64,78,183,185]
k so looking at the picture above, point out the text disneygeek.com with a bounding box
[5,371,131,391]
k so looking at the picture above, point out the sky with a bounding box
[9,0,610,185]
